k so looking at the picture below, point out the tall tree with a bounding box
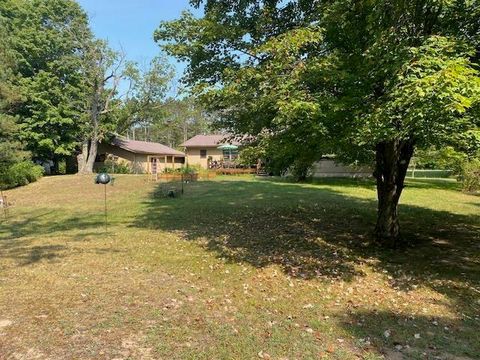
[0,0,93,172]
[116,56,175,139]
[125,97,212,148]
[0,17,27,182]
[77,41,137,174]
[117,57,210,149]
[156,0,480,246]
[156,97,212,147]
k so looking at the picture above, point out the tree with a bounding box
[156,0,480,247]
[77,40,139,174]
[117,58,211,149]
[0,14,27,183]
[0,15,44,189]
[116,56,175,141]
[126,97,212,148]
[1,0,93,172]
[161,97,212,147]
[413,147,468,174]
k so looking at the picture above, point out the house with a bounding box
[181,134,371,177]
[96,137,185,174]
[181,135,241,169]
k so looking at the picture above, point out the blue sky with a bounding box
[77,0,202,75]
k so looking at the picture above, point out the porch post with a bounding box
[172,156,175,169]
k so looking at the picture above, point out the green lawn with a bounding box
[0,175,479,359]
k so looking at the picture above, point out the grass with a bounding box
[0,175,479,359]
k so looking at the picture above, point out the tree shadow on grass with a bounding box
[0,209,108,266]
[132,178,479,357]
[268,176,378,190]
[343,310,479,359]
[136,180,379,282]
[4,244,69,266]
[133,179,479,313]
[0,210,105,240]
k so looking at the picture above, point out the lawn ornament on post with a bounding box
[95,173,112,232]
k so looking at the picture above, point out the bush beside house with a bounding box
[460,160,480,193]
[0,161,44,189]
[97,159,133,174]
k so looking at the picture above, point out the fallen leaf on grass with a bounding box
[258,350,271,359]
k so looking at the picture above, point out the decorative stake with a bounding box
[95,173,112,233]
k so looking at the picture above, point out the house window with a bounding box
[200,149,207,159]
[223,149,238,161]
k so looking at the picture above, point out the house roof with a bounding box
[112,138,185,157]
[180,134,241,148]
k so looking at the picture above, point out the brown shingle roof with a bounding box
[180,134,241,148]
[112,138,185,156]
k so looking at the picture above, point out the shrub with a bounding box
[460,159,480,193]
[406,169,452,178]
[179,165,199,175]
[236,147,261,167]
[290,159,313,182]
[414,146,467,175]
[98,159,132,174]
[163,167,175,174]
[0,161,44,189]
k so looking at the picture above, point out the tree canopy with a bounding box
[123,96,212,148]
[156,0,480,246]
[0,10,29,186]
[1,0,192,176]
[1,0,94,169]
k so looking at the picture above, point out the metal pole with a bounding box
[181,174,184,194]
[104,184,107,233]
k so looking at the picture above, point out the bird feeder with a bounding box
[94,173,112,232]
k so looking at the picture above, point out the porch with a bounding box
[147,155,185,175]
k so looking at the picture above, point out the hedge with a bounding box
[0,161,44,189]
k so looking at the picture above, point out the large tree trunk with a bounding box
[79,78,100,174]
[77,140,89,174]
[83,136,98,173]
[374,139,414,247]
[52,156,60,175]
